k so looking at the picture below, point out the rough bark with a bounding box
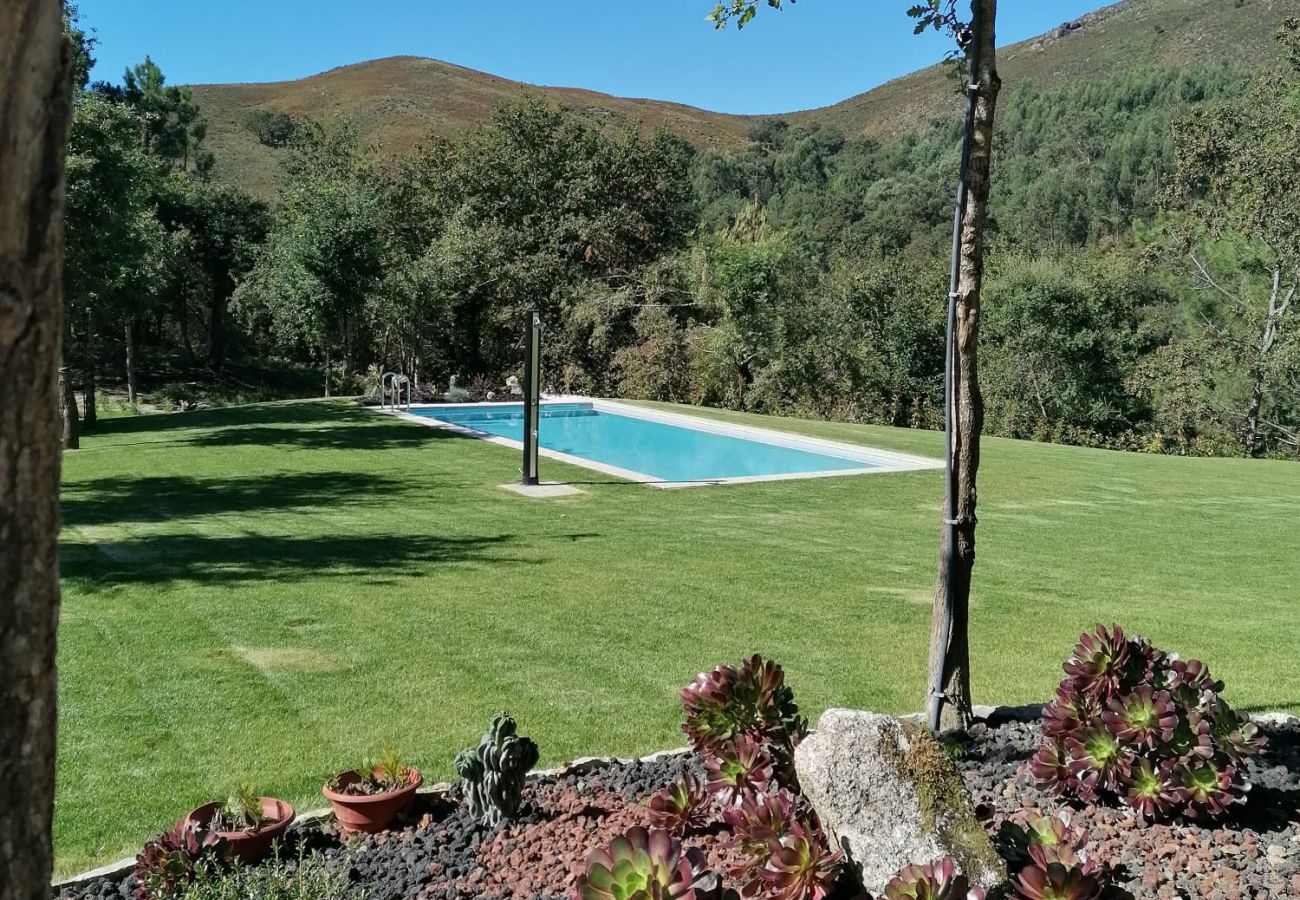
[0,2,73,899]
[927,0,1000,731]
[82,304,96,428]
[124,317,137,403]
[58,359,79,450]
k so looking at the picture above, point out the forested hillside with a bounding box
[60,2,1300,458]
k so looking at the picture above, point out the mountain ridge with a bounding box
[190,0,1293,196]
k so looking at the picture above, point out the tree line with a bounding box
[59,11,1300,459]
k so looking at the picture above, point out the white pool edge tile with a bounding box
[373,398,943,488]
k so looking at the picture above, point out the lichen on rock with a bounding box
[793,708,1005,895]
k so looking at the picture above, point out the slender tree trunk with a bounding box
[208,290,229,371]
[82,304,96,428]
[927,0,1000,731]
[323,345,331,398]
[59,361,79,450]
[124,318,137,403]
[1243,265,1295,457]
[176,290,194,364]
[0,3,73,899]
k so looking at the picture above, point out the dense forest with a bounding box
[59,8,1300,458]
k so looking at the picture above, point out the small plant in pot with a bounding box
[323,746,422,835]
[184,783,295,864]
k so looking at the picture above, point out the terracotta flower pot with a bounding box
[186,797,296,864]
[322,767,422,835]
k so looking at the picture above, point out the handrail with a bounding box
[380,372,411,410]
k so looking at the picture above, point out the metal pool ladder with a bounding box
[380,372,411,410]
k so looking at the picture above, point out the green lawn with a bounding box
[56,399,1300,876]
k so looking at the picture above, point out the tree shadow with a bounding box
[62,472,414,527]
[83,403,464,452]
[61,531,524,588]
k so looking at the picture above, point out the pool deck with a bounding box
[374,397,944,488]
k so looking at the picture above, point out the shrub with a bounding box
[133,820,224,900]
[644,773,709,835]
[573,826,705,900]
[882,857,986,900]
[1031,624,1264,820]
[178,850,358,900]
[681,655,806,786]
[454,711,539,826]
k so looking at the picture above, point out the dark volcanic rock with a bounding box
[56,720,1300,900]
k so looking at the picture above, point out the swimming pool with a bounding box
[395,400,941,486]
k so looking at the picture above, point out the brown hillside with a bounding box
[191,0,1293,197]
[785,0,1293,138]
[191,57,757,196]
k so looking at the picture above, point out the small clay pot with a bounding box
[186,797,296,864]
[322,767,422,835]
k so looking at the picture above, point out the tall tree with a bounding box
[1168,18,1300,456]
[118,56,210,173]
[64,92,162,423]
[234,121,382,395]
[710,0,1000,729]
[0,3,73,900]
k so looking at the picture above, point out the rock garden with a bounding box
[57,626,1299,900]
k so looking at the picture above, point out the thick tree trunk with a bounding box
[82,304,96,428]
[927,0,1000,731]
[0,3,73,899]
[124,318,137,403]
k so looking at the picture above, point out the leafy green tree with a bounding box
[981,253,1167,441]
[154,175,270,370]
[64,91,164,423]
[1168,19,1300,455]
[235,121,382,395]
[116,56,211,173]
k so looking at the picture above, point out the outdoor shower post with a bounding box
[521,310,541,486]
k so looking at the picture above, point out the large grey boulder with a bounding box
[794,708,1004,895]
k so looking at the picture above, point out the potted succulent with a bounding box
[185,784,295,864]
[323,747,422,835]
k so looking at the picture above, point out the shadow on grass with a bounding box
[62,472,414,527]
[61,531,523,587]
[82,402,463,452]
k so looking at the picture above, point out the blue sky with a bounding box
[80,0,1112,114]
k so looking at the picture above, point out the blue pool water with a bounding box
[407,402,876,482]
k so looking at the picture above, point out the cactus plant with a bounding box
[455,711,540,827]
